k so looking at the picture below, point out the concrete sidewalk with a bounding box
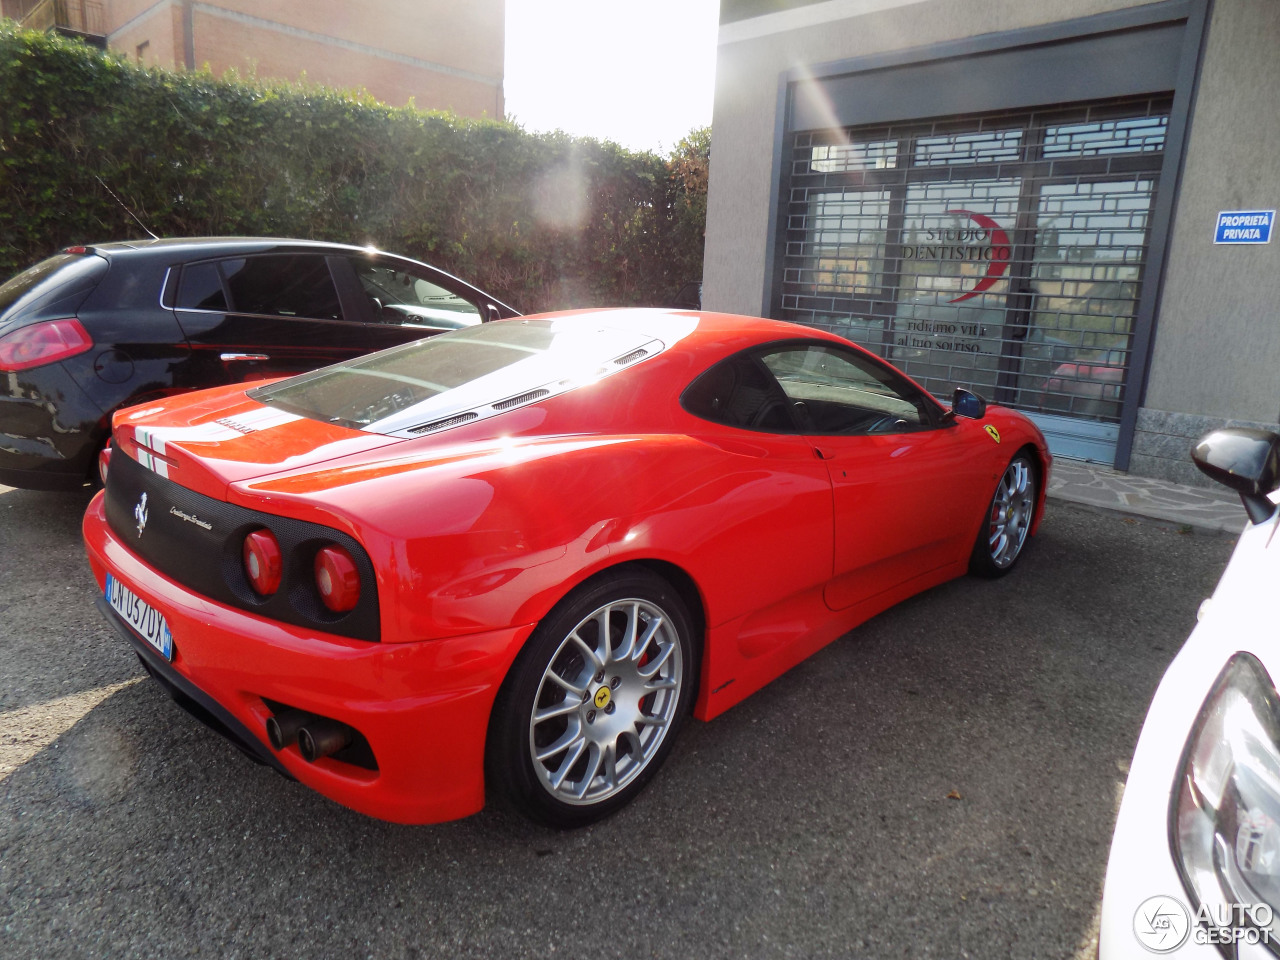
[1047,457,1247,536]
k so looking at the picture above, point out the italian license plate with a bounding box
[105,572,174,661]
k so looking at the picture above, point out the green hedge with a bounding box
[0,25,708,312]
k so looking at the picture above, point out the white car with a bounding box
[1101,428,1280,958]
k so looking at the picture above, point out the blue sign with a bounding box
[1214,210,1274,244]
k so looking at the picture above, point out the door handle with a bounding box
[220,353,270,362]
[813,446,835,460]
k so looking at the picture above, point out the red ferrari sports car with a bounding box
[82,309,1049,827]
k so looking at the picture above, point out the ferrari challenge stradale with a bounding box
[83,309,1049,827]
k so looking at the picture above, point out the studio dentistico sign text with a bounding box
[894,210,1011,356]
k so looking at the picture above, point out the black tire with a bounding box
[969,451,1038,578]
[487,567,698,828]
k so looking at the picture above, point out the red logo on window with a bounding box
[945,210,1012,303]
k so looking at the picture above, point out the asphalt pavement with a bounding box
[0,483,1238,960]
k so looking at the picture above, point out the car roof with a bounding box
[82,237,380,260]
[69,237,517,312]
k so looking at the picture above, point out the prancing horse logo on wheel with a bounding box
[134,492,149,538]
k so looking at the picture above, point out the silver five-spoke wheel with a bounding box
[971,453,1037,577]
[530,597,682,805]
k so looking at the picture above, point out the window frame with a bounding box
[175,253,345,323]
[680,337,949,436]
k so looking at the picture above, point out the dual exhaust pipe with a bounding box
[266,709,352,763]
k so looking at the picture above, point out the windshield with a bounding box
[248,313,695,435]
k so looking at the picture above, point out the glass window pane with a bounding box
[222,255,341,320]
[760,345,928,434]
[682,354,795,432]
[890,179,1021,399]
[808,140,898,173]
[176,261,226,311]
[802,190,891,297]
[914,129,1023,166]
[250,317,676,433]
[354,261,480,328]
[1043,115,1167,158]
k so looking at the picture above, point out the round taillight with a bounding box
[98,444,112,486]
[314,545,360,613]
[242,529,282,596]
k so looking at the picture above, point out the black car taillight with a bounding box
[0,318,93,372]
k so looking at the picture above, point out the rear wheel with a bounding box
[487,568,697,827]
[970,452,1037,578]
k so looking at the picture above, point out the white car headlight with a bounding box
[1175,653,1280,951]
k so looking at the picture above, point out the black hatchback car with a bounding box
[0,238,519,490]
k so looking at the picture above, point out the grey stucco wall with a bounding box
[1142,0,1280,424]
[702,0,1164,318]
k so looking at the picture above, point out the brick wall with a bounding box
[102,0,504,117]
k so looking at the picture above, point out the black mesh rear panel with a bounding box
[104,445,380,642]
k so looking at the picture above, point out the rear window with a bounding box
[0,253,107,320]
[248,315,694,435]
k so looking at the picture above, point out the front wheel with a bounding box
[487,568,697,827]
[970,452,1038,578]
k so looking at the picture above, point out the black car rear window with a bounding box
[0,253,107,320]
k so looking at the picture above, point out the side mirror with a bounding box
[1191,427,1280,525]
[485,304,501,323]
[951,388,987,420]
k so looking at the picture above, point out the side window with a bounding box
[176,261,227,311]
[681,354,796,432]
[758,344,934,434]
[353,260,481,329]
[220,255,342,320]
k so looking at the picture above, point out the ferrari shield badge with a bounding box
[984,425,1001,444]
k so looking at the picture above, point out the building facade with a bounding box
[3,0,504,118]
[704,0,1279,484]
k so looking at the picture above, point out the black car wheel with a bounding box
[488,568,697,828]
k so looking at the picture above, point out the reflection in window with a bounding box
[761,345,928,433]
[807,140,897,172]
[354,262,480,328]
[176,261,227,311]
[799,190,890,296]
[1043,115,1167,157]
[1018,178,1154,420]
[898,179,1020,301]
[220,255,342,321]
[914,129,1023,166]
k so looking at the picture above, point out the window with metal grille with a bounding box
[779,96,1171,427]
